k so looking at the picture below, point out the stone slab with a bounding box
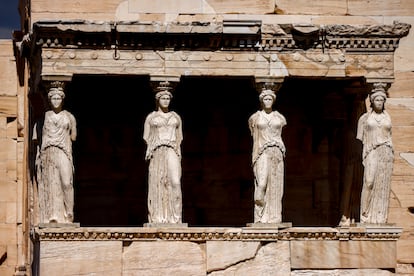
[208,241,290,275]
[291,240,397,269]
[206,241,260,272]
[276,0,347,15]
[291,269,394,276]
[397,239,414,264]
[348,0,414,16]
[0,41,18,97]
[38,241,122,275]
[122,241,205,276]
[0,96,17,117]
[129,0,275,14]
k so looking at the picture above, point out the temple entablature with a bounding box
[17,20,410,93]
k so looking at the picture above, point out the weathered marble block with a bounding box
[38,241,122,275]
[122,241,205,276]
[291,240,397,269]
[207,241,290,275]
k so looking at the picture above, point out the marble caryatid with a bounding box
[33,81,77,224]
[143,83,183,224]
[357,83,394,224]
[248,88,286,224]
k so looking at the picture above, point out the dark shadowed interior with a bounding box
[39,75,370,227]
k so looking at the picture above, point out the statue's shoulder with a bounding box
[273,110,286,120]
[249,111,260,121]
[358,112,369,124]
[171,111,182,120]
[63,110,75,119]
[145,111,157,120]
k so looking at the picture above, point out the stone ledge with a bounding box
[33,226,403,242]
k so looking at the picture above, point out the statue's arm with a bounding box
[143,112,153,144]
[175,112,183,146]
[70,113,77,141]
[356,113,367,141]
[278,112,287,127]
[248,113,257,135]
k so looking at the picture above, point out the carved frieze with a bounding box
[324,22,411,37]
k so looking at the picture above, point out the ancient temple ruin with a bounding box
[1,0,414,275]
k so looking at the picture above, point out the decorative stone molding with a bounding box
[11,20,405,85]
[30,21,410,53]
[33,226,402,242]
[324,22,411,37]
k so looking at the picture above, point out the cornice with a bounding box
[30,20,411,52]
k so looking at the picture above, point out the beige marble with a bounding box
[291,269,394,276]
[0,97,17,117]
[208,241,290,275]
[206,241,260,272]
[291,240,397,268]
[39,241,122,275]
[0,41,18,97]
[122,241,205,276]
[276,0,347,15]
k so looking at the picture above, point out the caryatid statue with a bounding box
[143,82,183,224]
[248,87,286,224]
[33,81,77,224]
[357,83,394,224]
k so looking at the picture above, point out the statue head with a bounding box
[259,89,276,110]
[154,81,173,109]
[369,83,387,101]
[155,90,173,101]
[259,89,276,101]
[47,81,65,100]
[369,83,387,111]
